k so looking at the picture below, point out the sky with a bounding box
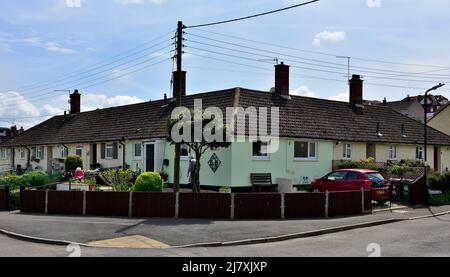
[1,0,450,128]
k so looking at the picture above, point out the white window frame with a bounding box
[0,148,7,160]
[19,148,26,160]
[416,146,424,160]
[294,141,318,161]
[180,144,190,160]
[388,145,397,161]
[342,143,352,160]
[36,146,43,159]
[76,146,83,157]
[60,146,68,159]
[105,143,114,159]
[134,143,142,160]
[252,141,270,161]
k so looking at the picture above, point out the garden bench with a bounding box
[250,173,278,192]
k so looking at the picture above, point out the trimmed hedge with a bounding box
[133,172,163,192]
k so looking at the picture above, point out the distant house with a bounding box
[1,66,450,189]
[375,94,449,122]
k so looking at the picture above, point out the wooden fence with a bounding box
[20,188,372,219]
[0,186,8,211]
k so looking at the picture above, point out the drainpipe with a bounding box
[62,144,71,190]
[119,138,126,170]
[11,147,15,173]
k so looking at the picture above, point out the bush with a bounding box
[0,174,26,188]
[429,192,450,206]
[65,155,83,173]
[22,171,48,187]
[428,173,450,192]
[133,172,163,192]
[98,169,134,192]
[389,165,414,176]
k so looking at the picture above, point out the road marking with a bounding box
[88,235,170,249]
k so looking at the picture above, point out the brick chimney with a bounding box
[10,125,18,137]
[172,71,186,97]
[275,62,290,97]
[70,90,81,114]
[349,75,363,106]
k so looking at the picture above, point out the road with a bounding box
[1,215,449,257]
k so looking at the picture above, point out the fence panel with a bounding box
[132,192,176,218]
[328,191,362,217]
[22,189,46,214]
[285,193,326,218]
[364,190,372,211]
[48,191,83,215]
[0,187,7,210]
[179,193,231,219]
[86,192,129,217]
[234,193,281,219]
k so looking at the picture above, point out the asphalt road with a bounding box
[1,215,449,257]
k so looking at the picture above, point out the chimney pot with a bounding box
[275,62,290,97]
[349,74,363,106]
[172,71,186,97]
[70,90,81,114]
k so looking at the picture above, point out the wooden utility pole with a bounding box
[173,21,184,192]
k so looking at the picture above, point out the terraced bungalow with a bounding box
[1,64,450,190]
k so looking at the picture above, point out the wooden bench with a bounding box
[250,173,278,192]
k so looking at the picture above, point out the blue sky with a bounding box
[1,0,450,128]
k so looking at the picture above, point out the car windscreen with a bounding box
[367,173,385,185]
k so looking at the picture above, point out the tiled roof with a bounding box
[2,88,450,147]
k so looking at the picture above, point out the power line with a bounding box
[185,0,320,29]
[192,28,450,70]
[4,30,175,92]
[3,50,173,104]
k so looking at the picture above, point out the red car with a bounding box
[308,169,391,204]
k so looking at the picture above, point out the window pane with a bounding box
[309,142,316,158]
[181,144,189,157]
[295,142,308,158]
[328,171,348,180]
[253,141,268,157]
[106,144,113,158]
[135,144,142,157]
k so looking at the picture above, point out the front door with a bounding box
[92,144,97,164]
[145,144,155,172]
[434,146,439,171]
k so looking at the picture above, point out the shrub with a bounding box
[429,192,450,206]
[389,165,414,176]
[0,174,26,188]
[65,155,83,173]
[98,169,134,192]
[22,171,49,187]
[133,172,163,192]
[428,173,450,192]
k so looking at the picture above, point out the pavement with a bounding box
[1,214,449,257]
[0,204,449,249]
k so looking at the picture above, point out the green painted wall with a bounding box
[164,143,232,187]
[230,139,333,187]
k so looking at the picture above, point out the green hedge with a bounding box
[428,173,450,192]
[0,171,49,188]
[133,172,163,192]
[429,192,450,206]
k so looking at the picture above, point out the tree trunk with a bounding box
[193,153,201,193]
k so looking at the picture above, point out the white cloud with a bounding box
[327,92,348,102]
[313,31,346,46]
[291,86,316,97]
[0,91,40,118]
[81,94,144,111]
